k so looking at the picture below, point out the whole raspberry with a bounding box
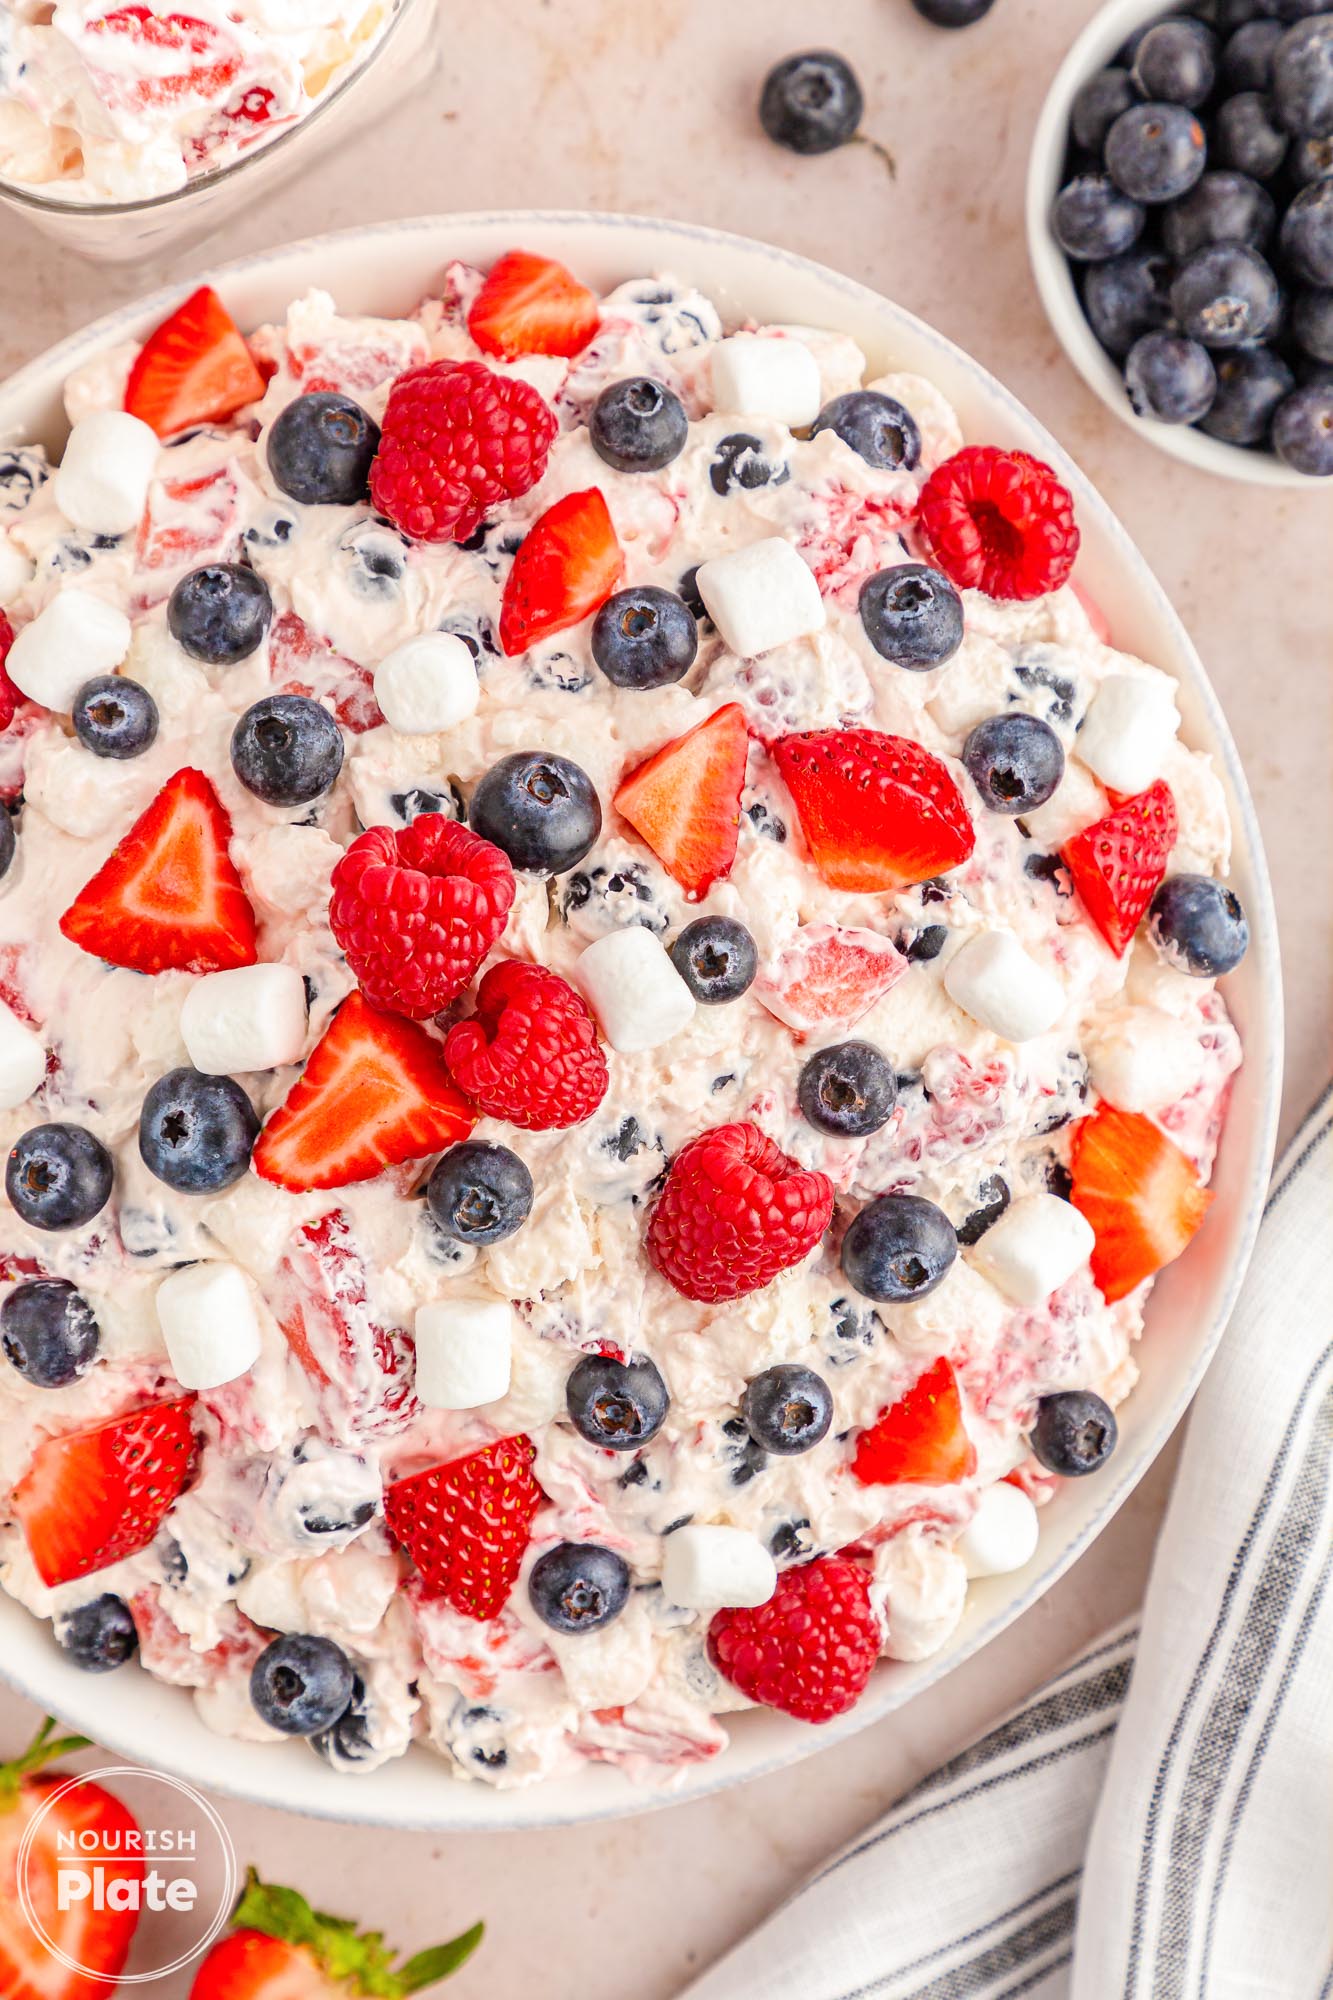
[443,960,608,1129]
[329,816,515,1020]
[708,1556,880,1724]
[646,1121,834,1303]
[917,446,1080,602]
[369,358,557,544]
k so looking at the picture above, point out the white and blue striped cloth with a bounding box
[683,1089,1333,2000]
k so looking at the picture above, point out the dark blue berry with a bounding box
[1170,244,1281,345]
[168,562,272,665]
[1,1278,99,1386]
[840,1193,958,1302]
[1131,20,1217,106]
[389,782,463,826]
[709,432,788,495]
[426,1141,533,1246]
[956,1174,1011,1245]
[310,1674,378,1768]
[590,377,688,472]
[741,1364,833,1455]
[1148,873,1250,973]
[139,1068,259,1193]
[1294,288,1333,364]
[905,922,948,962]
[677,565,707,621]
[266,392,380,506]
[250,1633,356,1734]
[6,1123,113,1232]
[1083,249,1174,358]
[1071,67,1136,153]
[529,1542,630,1633]
[859,563,964,670]
[1273,15,1333,137]
[1052,174,1146,261]
[591,587,698,689]
[810,391,921,470]
[1125,330,1219,420]
[1290,131,1333,183]
[566,1352,670,1450]
[1030,1390,1118,1475]
[1281,178,1333,284]
[669,916,758,1004]
[231,694,344,806]
[798,1041,897,1137]
[1105,101,1207,202]
[912,0,994,23]
[1221,19,1283,90]
[470,752,601,875]
[72,676,159,760]
[1162,172,1276,258]
[1215,91,1290,177]
[0,810,15,883]
[56,1594,138,1672]
[758,51,863,154]
[1199,345,1295,441]
[963,712,1066,812]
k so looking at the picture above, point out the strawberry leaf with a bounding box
[231,1871,482,1996]
[0,1716,93,1810]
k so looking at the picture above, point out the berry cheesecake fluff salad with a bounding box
[0,252,1248,1788]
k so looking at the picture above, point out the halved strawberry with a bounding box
[771,729,975,893]
[59,767,258,975]
[498,488,623,655]
[1061,780,1178,957]
[253,992,473,1193]
[753,921,907,1033]
[466,250,600,361]
[614,702,749,900]
[124,285,265,439]
[852,1357,977,1486]
[384,1435,543,1621]
[13,1396,198,1588]
[1070,1104,1213,1304]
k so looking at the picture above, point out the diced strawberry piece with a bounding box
[1061,780,1178,957]
[271,1210,419,1438]
[124,286,265,439]
[499,488,623,655]
[384,1435,544,1621]
[753,921,907,1033]
[467,250,600,360]
[613,703,749,900]
[12,1396,198,1587]
[1070,1104,1214,1304]
[771,728,975,893]
[852,1358,977,1486]
[86,6,241,111]
[268,611,383,733]
[134,464,241,589]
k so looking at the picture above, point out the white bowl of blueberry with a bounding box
[1028,0,1333,483]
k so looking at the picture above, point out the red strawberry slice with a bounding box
[272,1210,419,1438]
[1061,780,1178,957]
[253,991,474,1193]
[269,611,382,734]
[13,1396,199,1587]
[1070,1104,1213,1304]
[852,1357,977,1485]
[384,1435,543,1621]
[498,488,623,655]
[125,286,265,439]
[753,922,907,1033]
[613,703,749,900]
[467,250,600,360]
[59,767,258,976]
[771,728,975,893]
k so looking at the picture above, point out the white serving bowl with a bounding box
[0,212,1282,1831]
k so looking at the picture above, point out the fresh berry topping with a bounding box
[13,1394,198,1586]
[1272,380,1333,475]
[443,961,609,1131]
[1105,101,1207,205]
[1072,65,1136,152]
[426,1140,534,1247]
[1148,872,1250,976]
[498,487,624,655]
[138,1067,259,1193]
[72,675,159,760]
[962,712,1066,813]
[1061,779,1178,957]
[6,1122,114,1233]
[59,767,258,974]
[1221,21,1283,95]
[466,250,600,360]
[1083,248,1174,360]
[669,915,759,1004]
[859,563,964,670]
[329,816,516,1018]
[369,358,557,545]
[1070,1103,1214,1303]
[917,447,1080,602]
[614,702,749,899]
[56,1592,139,1672]
[758,50,863,154]
[1029,1389,1119,1476]
[811,390,921,470]
[956,1172,1011,1245]
[590,376,689,472]
[383,1434,542,1620]
[852,1357,977,1484]
[1052,174,1146,263]
[1201,346,1294,443]
[913,0,995,23]
[1131,19,1217,108]
[707,1554,878,1723]
[266,391,380,507]
[1170,243,1281,347]
[646,1121,834,1304]
[1274,15,1333,140]
[529,1541,630,1633]
[1,1277,99,1387]
[1282,179,1333,286]
[1162,173,1276,261]
[168,561,273,665]
[1216,91,1289,181]
[1125,331,1218,424]
[230,693,345,807]
[754,922,907,1031]
[249,1633,355,1736]
[566,1352,670,1450]
[841,1193,959,1304]
[771,727,975,892]
[253,991,473,1192]
[124,285,265,439]
[469,751,602,877]
[797,1039,897,1137]
[741,1364,833,1455]
[591,586,699,689]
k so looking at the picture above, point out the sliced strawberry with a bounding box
[753,921,907,1033]
[384,1435,543,1622]
[13,1396,198,1587]
[1070,1104,1213,1304]
[1061,780,1178,957]
[253,992,473,1193]
[498,488,623,656]
[59,767,258,976]
[466,250,600,361]
[613,702,749,900]
[771,729,975,893]
[272,1210,418,1438]
[852,1358,977,1486]
[124,286,265,440]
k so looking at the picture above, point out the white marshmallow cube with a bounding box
[156,1260,263,1391]
[414,1298,513,1411]
[53,411,159,538]
[944,930,1065,1043]
[180,963,308,1076]
[373,632,479,736]
[1076,674,1180,796]
[696,538,826,659]
[661,1525,777,1612]
[1087,1009,1205,1115]
[958,1482,1040,1579]
[0,536,34,603]
[574,926,696,1054]
[971,1193,1095,1306]
[710,334,823,429]
[6,589,132,711]
[0,1000,46,1110]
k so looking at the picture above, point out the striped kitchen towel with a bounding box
[681,1087,1333,2000]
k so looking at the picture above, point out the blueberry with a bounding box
[1272,15,1333,136]
[231,694,345,807]
[0,810,16,884]
[310,1675,378,1769]
[1125,330,1219,421]
[566,1352,670,1450]
[1199,345,1295,440]
[528,1542,631,1633]
[1148,873,1251,973]
[1025,851,1073,896]
[859,563,964,669]
[912,0,995,23]
[168,562,272,665]
[1162,172,1277,258]
[669,916,758,1004]
[1294,288,1333,363]
[0,447,47,514]
[1221,18,1283,89]
[963,712,1066,812]
[250,1633,356,1735]
[1131,20,1217,106]
[266,392,380,506]
[741,1363,833,1455]
[338,522,407,599]
[1170,244,1281,345]
[1030,1390,1118,1476]
[389,782,463,826]
[810,391,921,470]
[590,377,688,472]
[1071,67,1136,153]
[1105,102,1207,203]
[426,1141,533,1246]
[591,587,698,689]
[1,1278,99,1386]
[6,1123,113,1232]
[139,1068,259,1193]
[1281,178,1333,283]
[1083,249,1174,358]
[840,1193,958,1303]
[1289,131,1333,182]
[469,752,601,875]
[904,922,949,962]
[1215,91,1290,177]
[71,676,159,760]
[1052,174,1146,261]
[798,1041,897,1137]
[709,432,788,495]
[956,1174,1011,1245]
[677,565,707,620]
[758,50,863,154]
[56,1594,138,1672]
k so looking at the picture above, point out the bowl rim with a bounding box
[0,209,1284,1831]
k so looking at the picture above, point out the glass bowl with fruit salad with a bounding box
[0,214,1280,1831]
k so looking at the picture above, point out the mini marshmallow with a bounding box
[971,1192,1095,1305]
[414,1298,513,1410]
[710,334,823,429]
[5,589,131,711]
[180,963,308,1076]
[1087,1009,1205,1115]
[944,930,1065,1043]
[373,632,479,736]
[155,1260,263,1391]
[0,536,33,602]
[0,1000,46,1110]
[660,1525,777,1612]
[53,411,159,538]
[1076,673,1180,796]
[958,1482,1040,1579]
[574,926,696,1054]
[696,538,826,659]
